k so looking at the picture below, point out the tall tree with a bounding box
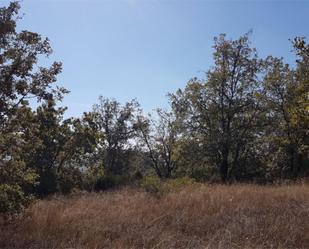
[136,109,179,178]
[24,100,91,196]
[91,96,140,175]
[0,1,67,212]
[170,33,265,182]
[262,38,309,178]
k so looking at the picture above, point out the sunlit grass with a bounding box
[1,184,309,249]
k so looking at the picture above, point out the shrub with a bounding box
[82,164,105,191]
[35,168,58,197]
[132,171,143,181]
[0,184,30,214]
[140,175,162,193]
[0,160,37,214]
[190,166,220,182]
[57,166,83,194]
[94,175,129,191]
[163,177,196,192]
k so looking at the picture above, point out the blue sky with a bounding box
[3,0,309,117]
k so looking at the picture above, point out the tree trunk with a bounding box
[220,147,229,183]
[165,165,172,179]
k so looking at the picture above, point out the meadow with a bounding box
[1,183,308,249]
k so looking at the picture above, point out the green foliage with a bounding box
[133,170,143,181]
[162,177,196,192]
[57,166,83,194]
[90,96,141,175]
[94,174,130,191]
[0,158,37,214]
[170,33,265,182]
[140,175,162,193]
[0,184,32,214]
[136,109,179,178]
[170,33,309,182]
[0,156,37,214]
[262,40,309,179]
[25,100,86,196]
[82,164,105,191]
[0,1,73,212]
[190,166,220,182]
[83,164,131,192]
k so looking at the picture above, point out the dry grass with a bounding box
[1,184,309,249]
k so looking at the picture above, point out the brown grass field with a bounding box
[1,184,309,249]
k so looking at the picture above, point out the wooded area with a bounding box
[0,2,308,214]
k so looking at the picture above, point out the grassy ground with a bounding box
[1,184,308,249]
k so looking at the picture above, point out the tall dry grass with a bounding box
[1,184,309,249]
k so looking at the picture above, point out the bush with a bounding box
[0,159,37,214]
[190,166,220,182]
[132,171,143,181]
[140,175,162,193]
[35,168,58,197]
[94,175,129,191]
[82,165,105,191]
[83,165,130,191]
[57,166,83,194]
[163,177,196,192]
[0,184,30,214]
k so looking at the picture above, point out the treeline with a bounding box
[0,2,308,214]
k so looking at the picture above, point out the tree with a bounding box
[136,109,179,179]
[91,96,140,175]
[25,99,100,196]
[0,1,67,211]
[0,3,67,128]
[170,33,265,182]
[262,38,309,178]
[0,104,39,214]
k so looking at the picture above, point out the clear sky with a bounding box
[3,0,309,117]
